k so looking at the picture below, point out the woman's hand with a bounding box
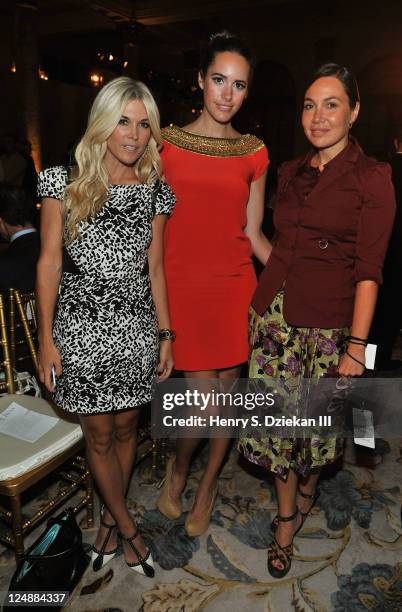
[37,339,62,392]
[156,340,174,382]
[337,343,365,377]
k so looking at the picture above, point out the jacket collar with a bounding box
[283,140,361,196]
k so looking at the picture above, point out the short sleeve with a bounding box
[355,163,396,284]
[154,181,176,216]
[252,146,269,182]
[37,166,68,201]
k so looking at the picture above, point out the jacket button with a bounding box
[318,239,329,249]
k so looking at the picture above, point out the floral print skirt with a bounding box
[238,289,350,479]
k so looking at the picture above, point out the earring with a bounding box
[349,121,353,128]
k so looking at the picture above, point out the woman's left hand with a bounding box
[156,341,174,382]
[338,343,366,377]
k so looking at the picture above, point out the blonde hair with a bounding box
[64,77,162,242]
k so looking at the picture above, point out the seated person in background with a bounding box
[0,134,27,186]
[0,182,40,293]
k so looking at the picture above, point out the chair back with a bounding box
[0,293,14,393]
[8,288,38,373]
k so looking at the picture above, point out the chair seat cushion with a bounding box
[0,395,83,480]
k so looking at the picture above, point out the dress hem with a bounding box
[173,357,248,372]
[53,392,153,414]
[240,447,343,479]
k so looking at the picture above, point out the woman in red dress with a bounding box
[157,32,271,535]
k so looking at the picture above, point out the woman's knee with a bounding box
[114,410,140,443]
[84,424,114,456]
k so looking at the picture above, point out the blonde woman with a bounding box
[36,77,175,577]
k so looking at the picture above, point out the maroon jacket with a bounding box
[252,142,396,328]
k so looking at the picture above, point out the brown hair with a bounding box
[309,63,360,109]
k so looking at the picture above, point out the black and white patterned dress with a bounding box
[38,166,175,414]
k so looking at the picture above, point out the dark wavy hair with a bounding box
[199,31,256,79]
[309,63,360,109]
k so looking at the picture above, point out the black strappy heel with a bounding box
[91,505,118,572]
[119,528,155,578]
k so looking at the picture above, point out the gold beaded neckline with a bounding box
[162,125,265,157]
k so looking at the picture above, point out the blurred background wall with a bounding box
[1,0,401,170]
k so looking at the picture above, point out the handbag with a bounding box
[4,508,90,611]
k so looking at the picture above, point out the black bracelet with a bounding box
[345,350,366,369]
[347,335,368,346]
[159,328,176,342]
[347,339,366,346]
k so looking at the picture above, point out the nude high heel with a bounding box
[185,484,218,537]
[156,455,182,520]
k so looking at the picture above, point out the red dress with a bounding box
[161,125,269,371]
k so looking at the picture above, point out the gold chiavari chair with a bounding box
[8,288,38,373]
[0,394,94,562]
[0,293,14,394]
[0,292,94,562]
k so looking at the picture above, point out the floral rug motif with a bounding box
[0,439,401,611]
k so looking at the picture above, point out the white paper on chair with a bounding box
[0,401,59,443]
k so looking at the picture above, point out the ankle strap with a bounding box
[101,517,116,529]
[298,487,316,500]
[119,528,139,542]
[100,504,116,529]
[276,508,299,522]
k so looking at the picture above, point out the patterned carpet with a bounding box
[1,438,401,612]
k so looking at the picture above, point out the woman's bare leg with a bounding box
[271,470,300,570]
[297,472,320,516]
[101,409,141,526]
[270,469,321,571]
[80,412,146,563]
[168,370,217,506]
[170,366,240,516]
[190,366,240,515]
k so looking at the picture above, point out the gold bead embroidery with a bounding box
[162,125,265,157]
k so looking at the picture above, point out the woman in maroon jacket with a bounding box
[239,63,395,578]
